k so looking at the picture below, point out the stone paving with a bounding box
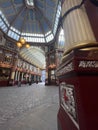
[0,82,59,130]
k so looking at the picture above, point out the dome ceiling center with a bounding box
[25,0,35,9]
[0,0,61,45]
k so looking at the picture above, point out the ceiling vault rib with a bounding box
[7,6,26,33]
[20,8,28,37]
[20,49,45,67]
[0,0,59,45]
[34,8,47,43]
[11,0,17,13]
[35,6,52,31]
[36,6,55,36]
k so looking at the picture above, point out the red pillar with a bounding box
[57,45,98,130]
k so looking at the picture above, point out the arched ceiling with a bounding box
[0,0,61,45]
[20,46,46,69]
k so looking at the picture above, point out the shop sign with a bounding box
[79,61,98,68]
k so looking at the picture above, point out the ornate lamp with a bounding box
[16,38,30,48]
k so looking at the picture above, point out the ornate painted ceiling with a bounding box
[0,0,61,45]
[0,0,62,69]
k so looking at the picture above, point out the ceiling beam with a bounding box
[20,8,28,37]
[7,5,26,33]
[34,8,47,43]
[35,5,52,30]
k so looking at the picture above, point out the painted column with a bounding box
[62,0,96,53]
[57,1,98,130]
[12,70,18,85]
[15,71,18,81]
[21,72,24,82]
[29,74,31,82]
[10,71,15,80]
[18,71,20,81]
[34,75,36,82]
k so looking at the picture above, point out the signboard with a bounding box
[78,60,98,68]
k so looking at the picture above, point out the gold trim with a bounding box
[63,41,98,56]
[62,53,71,63]
[62,41,98,63]
[80,47,98,51]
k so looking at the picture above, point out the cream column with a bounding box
[21,72,24,81]
[10,71,15,80]
[18,71,20,81]
[62,0,96,53]
[29,74,31,82]
[15,71,18,81]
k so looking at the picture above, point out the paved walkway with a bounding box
[0,82,59,130]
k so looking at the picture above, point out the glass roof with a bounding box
[25,0,34,7]
[20,46,46,69]
[19,29,65,68]
[0,0,61,44]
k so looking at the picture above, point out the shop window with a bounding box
[0,68,11,81]
[4,55,12,64]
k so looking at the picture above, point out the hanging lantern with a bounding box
[19,38,26,44]
[25,44,30,48]
[17,42,22,48]
[16,38,30,48]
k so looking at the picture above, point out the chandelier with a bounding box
[16,38,30,48]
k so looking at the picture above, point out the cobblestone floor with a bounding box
[0,82,59,130]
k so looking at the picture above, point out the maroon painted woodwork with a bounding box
[57,47,98,130]
[0,81,9,86]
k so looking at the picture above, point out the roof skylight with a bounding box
[25,0,34,8]
[0,0,61,44]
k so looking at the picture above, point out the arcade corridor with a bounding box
[0,83,59,130]
[0,0,98,130]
